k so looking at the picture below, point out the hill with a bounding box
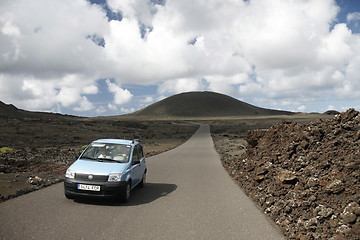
[0,101,76,119]
[130,91,294,118]
[0,102,24,119]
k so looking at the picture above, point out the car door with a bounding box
[131,144,144,186]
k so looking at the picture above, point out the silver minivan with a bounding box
[64,139,147,202]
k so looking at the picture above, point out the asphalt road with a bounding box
[0,125,284,240]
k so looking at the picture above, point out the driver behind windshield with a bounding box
[82,143,131,162]
[96,147,108,159]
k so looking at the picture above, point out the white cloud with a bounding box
[0,0,106,112]
[104,0,359,110]
[327,105,336,110]
[56,88,81,107]
[106,79,133,105]
[318,24,353,66]
[206,74,249,96]
[141,96,154,103]
[347,12,360,22]
[0,0,108,78]
[96,106,107,114]
[0,74,59,111]
[0,0,359,115]
[0,13,21,37]
[120,107,136,114]
[73,96,94,111]
[297,105,306,112]
[239,80,264,96]
[83,85,98,94]
[107,0,157,27]
[158,78,206,95]
[107,102,117,111]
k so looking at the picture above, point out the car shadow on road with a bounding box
[73,182,177,206]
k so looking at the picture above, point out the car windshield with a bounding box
[81,143,131,163]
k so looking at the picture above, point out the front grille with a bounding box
[75,173,108,182]
[76,189,104,195]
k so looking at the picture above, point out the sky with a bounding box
[0,0,359,117]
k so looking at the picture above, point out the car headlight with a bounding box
[108,173,122,182]
[65,169,75,179]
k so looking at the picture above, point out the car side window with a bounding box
[139,145,144,159]
[132,144,144,164]
[132,145,140,164]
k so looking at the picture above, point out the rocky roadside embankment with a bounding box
[0,147,81,202]
[213,109,359,240]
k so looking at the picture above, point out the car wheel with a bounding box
[120,181,131,203]
[139,172,146,188]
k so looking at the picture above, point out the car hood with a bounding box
[69,159,128,175]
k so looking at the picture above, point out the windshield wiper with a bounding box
[81,156,97,160]
[96,157,116,162]
[96,158,126,163]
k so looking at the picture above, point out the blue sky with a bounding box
[0,0,359,116]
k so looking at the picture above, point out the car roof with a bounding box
[93,139,140,145]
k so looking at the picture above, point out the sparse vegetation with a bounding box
[0,147,13,154]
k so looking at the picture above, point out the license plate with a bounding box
[78,184,100,191]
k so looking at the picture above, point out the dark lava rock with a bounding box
[214,109,360,240]
[325,179,345,194]
[277,170,298,184]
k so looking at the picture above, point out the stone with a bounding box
[27,176,44,185]
[341,212,357,224]
[304,218,318,229]
[320,208,334,219]
[306,177,319,188]
[325,180,344,194]
[299,233,314,240]
[254,175,265,183]
[344,202,360,215]
[336,225,351,234]
[353,207,360,216]
[308,195,316,202]
[277,170,298,184]
[351,221,360,235]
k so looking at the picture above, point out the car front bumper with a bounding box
[64,178,127,199]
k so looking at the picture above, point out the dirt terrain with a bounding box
[211,109,359,240]
[0,117,198,202]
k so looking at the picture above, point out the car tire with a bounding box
[139,172,146,188]
[120,181,131,203]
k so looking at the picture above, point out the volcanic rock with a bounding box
[325,180,345,194]
[277,170,298,184]
[27,176,45,185]
[214,108,360,240]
